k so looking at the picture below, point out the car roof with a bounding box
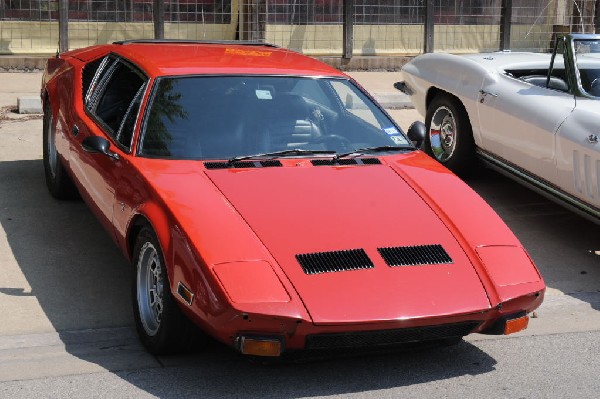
[64,41,346,78]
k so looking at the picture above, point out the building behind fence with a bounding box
[0,1,598,56]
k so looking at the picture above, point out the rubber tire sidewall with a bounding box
[424,94,475,176]
[42,99,77,199]
[132,226,196,355]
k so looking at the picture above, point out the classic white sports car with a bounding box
[400,33,600,221]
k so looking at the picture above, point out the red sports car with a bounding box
[41,40,544,357]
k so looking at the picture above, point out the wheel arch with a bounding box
[126,203,172,265]
[425,87,476,139]
[127,214,151,261]
[424,89,477,176]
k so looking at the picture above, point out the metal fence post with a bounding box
[596,0,600,33]
[500,0,513,50]
[424,0,434,53]
[154,0,165,39]
[343,0,354,59]
[58,0,68,52]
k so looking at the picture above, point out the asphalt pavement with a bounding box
[1,71,599,398]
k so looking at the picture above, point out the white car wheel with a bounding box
[425,94,475,176]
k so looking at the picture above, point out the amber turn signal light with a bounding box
[504,315,529,335]
[239,337,282,357]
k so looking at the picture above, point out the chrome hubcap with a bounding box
[137,242,164,336]
[46,112,58,178]
[429,106,457,162]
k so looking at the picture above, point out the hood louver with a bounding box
[296,249,374,275]
[378,244,452,267]
[297,245,452,275]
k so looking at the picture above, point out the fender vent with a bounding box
[296,249,374,275]
[311,158,381,166]
[204,160,282,169]
[378,244,452,266]
[305,321,481,349]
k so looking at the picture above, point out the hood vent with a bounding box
[260,160,283,167]
[296,249,374,275]
[361,158,382,165]
[378,244,452,267]
[204,160,282,169]
[311,158,381,166]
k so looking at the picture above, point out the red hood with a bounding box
[206,162,491,324]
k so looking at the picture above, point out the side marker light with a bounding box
[504,315,529,335]
[239,337,282,357]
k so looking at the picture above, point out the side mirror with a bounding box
[82,136,120,160]
[407,121,426,149]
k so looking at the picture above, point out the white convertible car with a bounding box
[400,33,600,221]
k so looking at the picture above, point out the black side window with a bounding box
[88,58,147,150]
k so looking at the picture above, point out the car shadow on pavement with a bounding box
[114,340,498,398]
[0,159,498,392]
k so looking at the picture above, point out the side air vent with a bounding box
[204,160,283,169]
[296,249,374,275]
[311,158,381,166]
[378,244,452,267]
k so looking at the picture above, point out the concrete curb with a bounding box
[17,96,43,114]
[373,92,414,109]
[0,55,48,71]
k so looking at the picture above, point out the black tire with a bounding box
[132,226,203,355]
[42,99,78,199]
[424,94,475,176]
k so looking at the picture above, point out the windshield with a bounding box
[574,39,600,97]
[138,76,409,159]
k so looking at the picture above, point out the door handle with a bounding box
[587,134,598,144]
[479,89,498,103]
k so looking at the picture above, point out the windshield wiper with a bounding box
[228,149,336,164]
[333,146,413,161]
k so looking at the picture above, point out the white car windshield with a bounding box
[574,39,600,97]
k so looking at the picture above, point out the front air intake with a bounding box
[378,244,452,266]
[305,321,481,349]
[296,249,374,275]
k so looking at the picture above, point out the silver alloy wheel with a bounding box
[137,242,164,337]
[46,112,58,179]
[429,106,457,162]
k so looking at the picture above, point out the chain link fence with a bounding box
[1,0,598,55]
